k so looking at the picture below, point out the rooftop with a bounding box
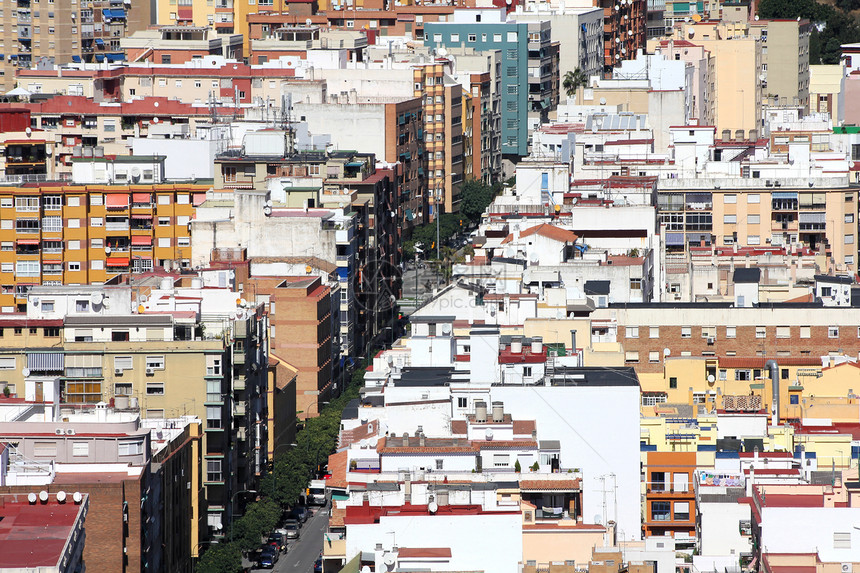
[0,495,87,569]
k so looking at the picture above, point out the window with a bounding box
[15,262,39,277]
[114,356,133,371]
[157,195,171,205]
[630,278,642,291]
[450,33,459,42]
[112,331,129,342]
[0,357,15,370]
[800,326,811,338]
[829,326,839,338]
[15,197,39,212]
[523,366,532,377]
[158,217,171,226]
[43,327,59,337]
[719,369,727,380]
[435,459,444,470]
[724,214,737,224]
[506,31,518,42]
[735,370,751,381]
[33,442,58,457]
[145,356,165,370]
[755,326,766,338]
[493,33,502,42]
[72,442,89,457]
[626,326,639,338]
[651,501,670,521]
[624,351,639,363]
[42,216,61,233]
[457,397,467,408]
[206,355,222,376]
[90,217,103,227]
[846,234,855,245]
[493,454,510,467]
[674,501,690,521]
[724,194,737,204]
[649,326,659,338]
[468,34,476,42]
[747,214,760,225]
[43,196,62,210]
[119,441,143,456]
[701,326,716,339]
[146,383,164,395]
[726,326,736,338]
[206,380,221,403]
[75,300,89,312]
[747,194,760,203]
[207,459,222,482]
[649,351,660,363]
[776,326,790,339]
[833,532,851,549]
[681,326,692,338]
[158,238,171,248]
[114,383,132,396]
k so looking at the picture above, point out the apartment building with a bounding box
[599,0,647,74]
[121,26,243,64]
[0,183,205,310]
[0,283,270,540]
[643,451,696,546]
[608,303,860,374]
[0,0,149,91]
[425,11,558,159]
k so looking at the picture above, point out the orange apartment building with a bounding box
[643,451,696,545]
[600,0,647,74]
[246,275,336,419]
[0,183,206,310]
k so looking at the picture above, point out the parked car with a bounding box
[268,532,287,553]
[282,519,300,540]
[258,547,279,569]
[313,554,323,573]
[289,506,309,524]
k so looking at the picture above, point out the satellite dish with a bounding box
[91,292,104,304]
[599,97,607,105]
[663,348,671,356]
[383,553,395,566]
[438,48,448,57]
[594,514,602,525]
[73,492,82,504]
[39,491,48,502]
[306,17,312,25]
[25,127,32,136]
[361,567,371,573]
[707,374,716,383]
[22,368,30,377]
[428,501,438,513]
[485,428,494,440]
[102,298,111,308]
[152,117,159,123]
[31,297,39,305]
[139,295,148,303]
[263,205,273,216]
[105,246,112,255]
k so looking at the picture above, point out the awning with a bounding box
[131,236,152,246]
[94,38,105,46]
[106,257,129,267]
[101,9,112,18]
[95,54,105,62]
[132,193,151,203]
[105,194,129,208]
[27,352,64,372]
[345,161,363,167]
[772,191,798,199]
[17,239,40,245]
[42,260,62,265]
[106,53,125,62]
[111,8,126,18]
[71,56,81,63]
[666,233,685,246]
[131,214,152,219]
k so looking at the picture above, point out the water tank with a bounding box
[191,277,203,289]
[735,129,745,141]
[531,336,543,355]
[492,401,504,423]
[511,337,523,354]
[475,401,488,423]
[114,395,129,409]
[721,129,731,142]
[160,277,173,291]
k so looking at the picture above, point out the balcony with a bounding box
[105,221,129,232]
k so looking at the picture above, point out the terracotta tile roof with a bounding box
[377,436,477,454]
[519,479,581,491]
[785,293,814,303]
[500,223,578,245]
[450,420,468,435]
[328,506,346,527]
[339,421,379,448]
[473,439,538,449]
[326,450,349,489]
[397,547,452,558]
[512,420,536,436]
[719,356,821,368]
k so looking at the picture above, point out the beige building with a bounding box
[665,21,763,135]
[750,19,811,113]
[810,63,845,122]
[0,0,150,92]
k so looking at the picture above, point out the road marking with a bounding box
[319,510,328,516]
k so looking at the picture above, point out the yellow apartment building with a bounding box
[710,187,858,270]
[0,183,206,310]
[809,64,845,119]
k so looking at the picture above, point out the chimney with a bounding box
[511,337,523,354]
[402,432,409,447]
[492,401,504,423]
[419,432,425,447]
[475,401,488,423]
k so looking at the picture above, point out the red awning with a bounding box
[193,193,207,207]
[16,239,40,245]
[132,193,151,203]
[131,236,152,246]
[105,257,129,267]
[131,214,152,219]
[42,260,62,265]
[106,194,129,208]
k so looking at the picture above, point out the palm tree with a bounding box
[562,68,588,98]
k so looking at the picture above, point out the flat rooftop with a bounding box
[0,496,85,568]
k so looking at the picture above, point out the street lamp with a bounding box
[229,489,258,541]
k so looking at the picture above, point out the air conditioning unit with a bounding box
[115,368,123,375]
[145,367,155,375]
[66,429,75,435]
[707,337,715,345]
[842,565,853,573]
[55,428,65,435]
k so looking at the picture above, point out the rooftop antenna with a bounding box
[281,93,295,155]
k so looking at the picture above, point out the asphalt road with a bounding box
[248,505,327,573]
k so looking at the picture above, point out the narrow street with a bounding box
[247,506,327,573]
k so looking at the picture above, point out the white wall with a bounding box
[293,101,387,159]
[698,501,751,556]
[346,513,522,573]
[131,137,220,180]
[489,385,641,540]
[760,507,860,562]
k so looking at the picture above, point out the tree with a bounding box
[459,179,494,223]
[514,459,522,473]
[196,542,242,573]
[562,68,588,98]
[758,0,860,64]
